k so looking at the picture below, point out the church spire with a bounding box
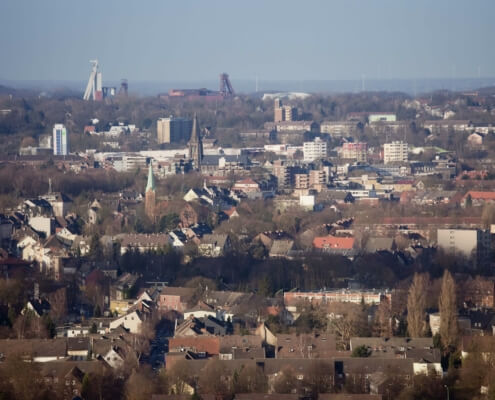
[145,161,156,220]
[188,113,203,171]
[146,161,155,192]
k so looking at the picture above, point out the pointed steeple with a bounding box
[188,113,203,170]
[191,113,200,141]
[146,161,155,192]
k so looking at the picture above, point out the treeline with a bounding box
[116,246,468,295]
[0,164,135,198]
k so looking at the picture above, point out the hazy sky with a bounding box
[1,0,494,82]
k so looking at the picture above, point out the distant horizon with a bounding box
[2,76,495,97]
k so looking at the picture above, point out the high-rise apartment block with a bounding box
[52,124,69,155]
[157,116,193,144]
[274,99,297,122]
[341,142,367,162]
[384,141,408,164]
[303,137,327,162]
[437,228,491,264]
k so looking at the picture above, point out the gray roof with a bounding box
[350,337,433,351]
[364,237,395,253]
[200,234,229,247]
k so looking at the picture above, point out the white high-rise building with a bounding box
[303,137,327,162]
[384,141,408,164]
[53,124,69,155]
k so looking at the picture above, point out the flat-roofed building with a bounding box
[437,228,491,264]
[384,141,408,164]
[157,116,193,144]
[303,137,327,161]
[341,142,367,162]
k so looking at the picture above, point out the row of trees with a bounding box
[407,270,458,350]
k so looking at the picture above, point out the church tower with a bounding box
[188,113,203,171]
[145,161,156,220]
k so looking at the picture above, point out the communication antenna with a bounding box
[255,75,259,93]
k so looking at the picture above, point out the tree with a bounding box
[167,360,194,394]
[304,360,333,395]
[407,273,429,337]
[198,359,230,397]
[124,368,156,400]
[439,270,458,350]
[273,365,298,394]
[0,353,49,400]
[351,345,371,358]
[232,364,268,394]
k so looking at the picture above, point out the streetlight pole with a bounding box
[444,385,450,400]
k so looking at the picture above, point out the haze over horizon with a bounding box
[1,0,494,85]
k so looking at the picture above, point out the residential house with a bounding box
[268,239,295,259]
[198,234,231,257]
[109,310,144,334]
[313,235,356,256]
[275,333,341,359]
[462,191,495,207]
[158,286,194,312]
[174,316,230,337]
[184,301,217,320]
[119,233,170,254]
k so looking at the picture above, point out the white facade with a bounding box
[29,216,53,237]
[303,138,327,162]
[384,141,408,164]
[437,228,491,260]
[53,124,69,155]
[369,113,396,122]
[299,195,315,210]
[109,310,143,333]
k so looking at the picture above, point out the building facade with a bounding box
[341,142,367,162]
[53,124,69,155]
[157,116,193,144]
[384,141,408,164]
[274,98,297,122]
[303,137,327,161]
[437,228,491,263]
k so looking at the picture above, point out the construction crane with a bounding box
[83,60,102,101]
[219,73,235,97]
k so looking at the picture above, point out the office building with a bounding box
[52,124,68,155]
[303,137,327,162]
[384,141,408,164]
[157,116,193,144]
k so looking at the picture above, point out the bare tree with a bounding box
[439,270,458,349]
[167,359,194,395]
[124,367,156,400]
[407,273,429,337]
[273,365,298,394]
[198,358,230,397]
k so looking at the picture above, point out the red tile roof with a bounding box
[313,236,355,250]
[463,191,495,200]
